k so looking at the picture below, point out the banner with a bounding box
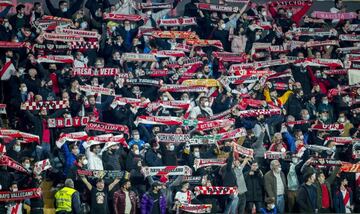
[193,159,226,171]
[194,186,237,196]
[142,166,192,176]
[156,133,190,143]
[85,121,129,135]
[77,169,126,179]
[0,188,42,202]
[47,117,90,128]
[21,100,68,111]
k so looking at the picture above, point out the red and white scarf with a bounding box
[237,108,282,118]
[310,123,345,131]
[148,31,199,40]
[264,151,287,160]
[135,2,172,9]
[159,17,197,27]
[234,144,254,158]
[125,78,161,87]
[36,55,74,64]
[113,96,150,108]
[194,186,237,196]
[103,13,144,21]
[150,50,186,58]
[85,121,129,135]
[341,163,360,173]
[135,115,183,126]
[0,104,6,114]
[0,188,42,202]
[33,159,52,175]
[159,84,208,93]
[0,129,39,143]
[180,204,212,213]
[79,85,115,96]
[196,119,235,131]
[0,60,15,81]
[21,100,68,111]
[72,67,120,76]
[55,27,100,39]
[193,158,226,171]
[0,155,29,174]
[340,34,360,42]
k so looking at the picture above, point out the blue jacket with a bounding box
[283,131,308,153]
[333,188,353,213]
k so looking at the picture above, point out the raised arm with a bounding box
[108,177,121,191]
[80,175,93,190]
[45,0,57,16]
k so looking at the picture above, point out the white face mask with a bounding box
[304,114,310,120]
[163,96,169,101]
[24,163,30,169]
[80,22,88,29]
[82,159,88,165]
[169,145,175,151]
[134,149,140,155]
[14,145,21,152]
[62,7,68,13]
[146,11,152,16]
[255,35,261,40]
[21,87,27,93]
[220,23,226,29]
[338,117,345,123]
[133,134,140,141]
[194,151,200,158]
[12,188,18,192]
[204,101,210,107]
[323,100,329,105]
[261,11,267,16]
[270,204,275,209]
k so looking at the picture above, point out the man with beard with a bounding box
[113,180,138,214]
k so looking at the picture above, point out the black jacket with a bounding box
[45,0,84,19]
[296,183,317,213]
[245,170,264,202]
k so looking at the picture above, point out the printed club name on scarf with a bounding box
[156,133,191,143]
[72,67,120,76]
[85,121,129,135]
[196,3,239,13]
[311,11,358,20]
[0,188,42,202]
[47,117,90,128]
[180,204,212,213]
[142,166,192,176]
[159,17,197,27]
[194,186,237,195]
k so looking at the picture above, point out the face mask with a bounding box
[270,204,275,209]
[21,87,27,93]
[338,117,345,123]
[323,100,328,105]
[220,23,226,29]
[277,167,282,172]
[194,151,200,158]
[291,158,298,164]
[62,7,68,12]
[12,188,18,192]
[163,96,169,101]
[4,22,9,28]
[134,150,140,155]
[80,22,88,29]
[261,11,267,16]
[169,145,175,151]
[82,159,88,165]
[288,12,293,17]
[196,74,203,79]
[298,135,304,140]
[255,35,260,40]
[14,145,21,152]
[24,163,30,169]
[321,116,328,121]
[304,114,310,120]
[204,101,210,107]
[146,11,152,16]
[17,14,24,18]
[133,135,140,141]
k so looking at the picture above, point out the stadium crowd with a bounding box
[0,0,359,213]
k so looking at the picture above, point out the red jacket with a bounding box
[113,189,138,214]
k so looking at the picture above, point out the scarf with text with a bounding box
[311,11,357,20]
[234,144,254,158]
[156,133,191,143]
[77,169,126,179]
[0,155,29,174]
[159,17,197,27]
[142,166,192,176]
[189,134,222,145]
[340,34,360,42]
[125,78,161,87]
[341,163,360,173]
[0,41,29,49]
[121,53,157,62]
[79,85,115,96]
[310,123,345,131]
[103,13,144,21]
[180,204,212,213]
[159,84,209,93]
[150,50,186,58]
[72,67,120,76]
[186,39,223,49]
[0,188,42,202]
[42,32,83,42]
[193,159,226,171]
[196,3,239,13]
[113,96,150,108]
[47,117,90,128]
[264,151,288,160]
[85,121,129,135]
[36,55,74,64]
[196,119,235,131]
[55,27,100,39]
[136,2,172,9]
[194,186,237,196]
[148,31,199,40]
[135,116,183,126]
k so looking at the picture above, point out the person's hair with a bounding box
[16,4,25,13]
[316,169,324,178]
[69,143,77,151]
[21,157,30,163]
[270,160,278,170]
[59,1,67,7]
[181,181,189,188]
[76,154,86,162]
[90,144,99,153]
[34,2,41,7]
[64,179,74,188]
